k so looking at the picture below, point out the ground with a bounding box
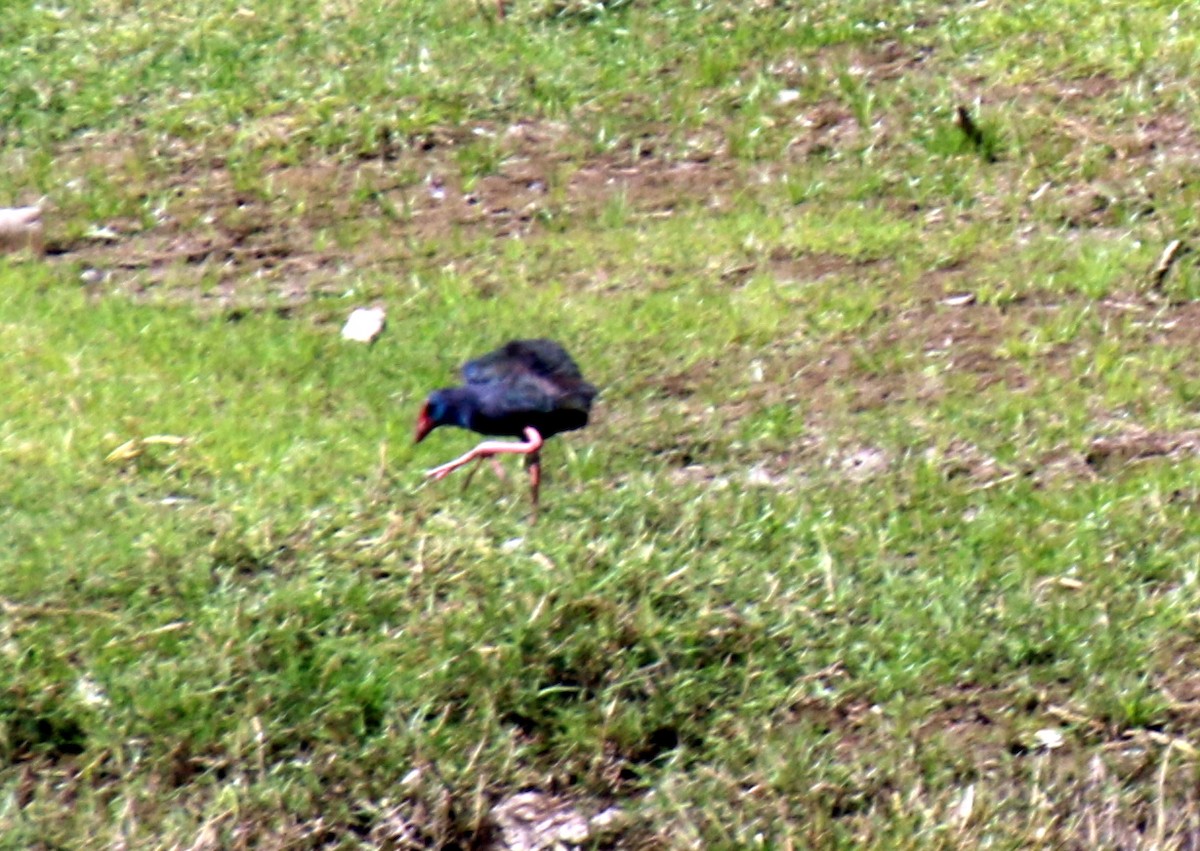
[3,0,1200,848]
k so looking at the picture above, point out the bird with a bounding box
[415,339,597,520]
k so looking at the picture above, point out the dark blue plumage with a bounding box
[418,339,596,440]
[416,339,597,519]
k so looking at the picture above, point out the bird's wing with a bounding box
[462,339,583,385]
[494,372,563,414]
[463,340,598,416]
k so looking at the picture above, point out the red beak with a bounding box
[415,406,434,443]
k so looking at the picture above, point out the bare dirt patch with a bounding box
[1085,425,1200,472]
[46,123,744,309]
[1142,300,1200,349]
[767,247,886,283]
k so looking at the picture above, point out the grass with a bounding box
[4,0,1200,847]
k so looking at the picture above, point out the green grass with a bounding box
[5,0,1200,847]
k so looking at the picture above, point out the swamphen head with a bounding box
[414,389,473,443]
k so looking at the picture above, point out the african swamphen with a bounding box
[415,339,597,519]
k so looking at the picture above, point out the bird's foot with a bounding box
[424,431,542,485]
[426,458,470,480]
[426,450,500,481]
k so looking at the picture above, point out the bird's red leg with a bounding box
[459,456,510,493]
[526,449,541,523]
[460,456,484,492]
[425,427,544,481]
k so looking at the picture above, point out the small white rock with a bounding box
[954,784,976,826]
[75,675,109,708]
[589,807,624,832]
[491,792,590,851]
[84,224,121,242]
[1034,728,1065,750]
[0,206,44,255]
[426,173,446,200]
[746,466,776,487]
[341,306,386,343]
[777,89,802,105]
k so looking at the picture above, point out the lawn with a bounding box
[3,0,1200,847]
